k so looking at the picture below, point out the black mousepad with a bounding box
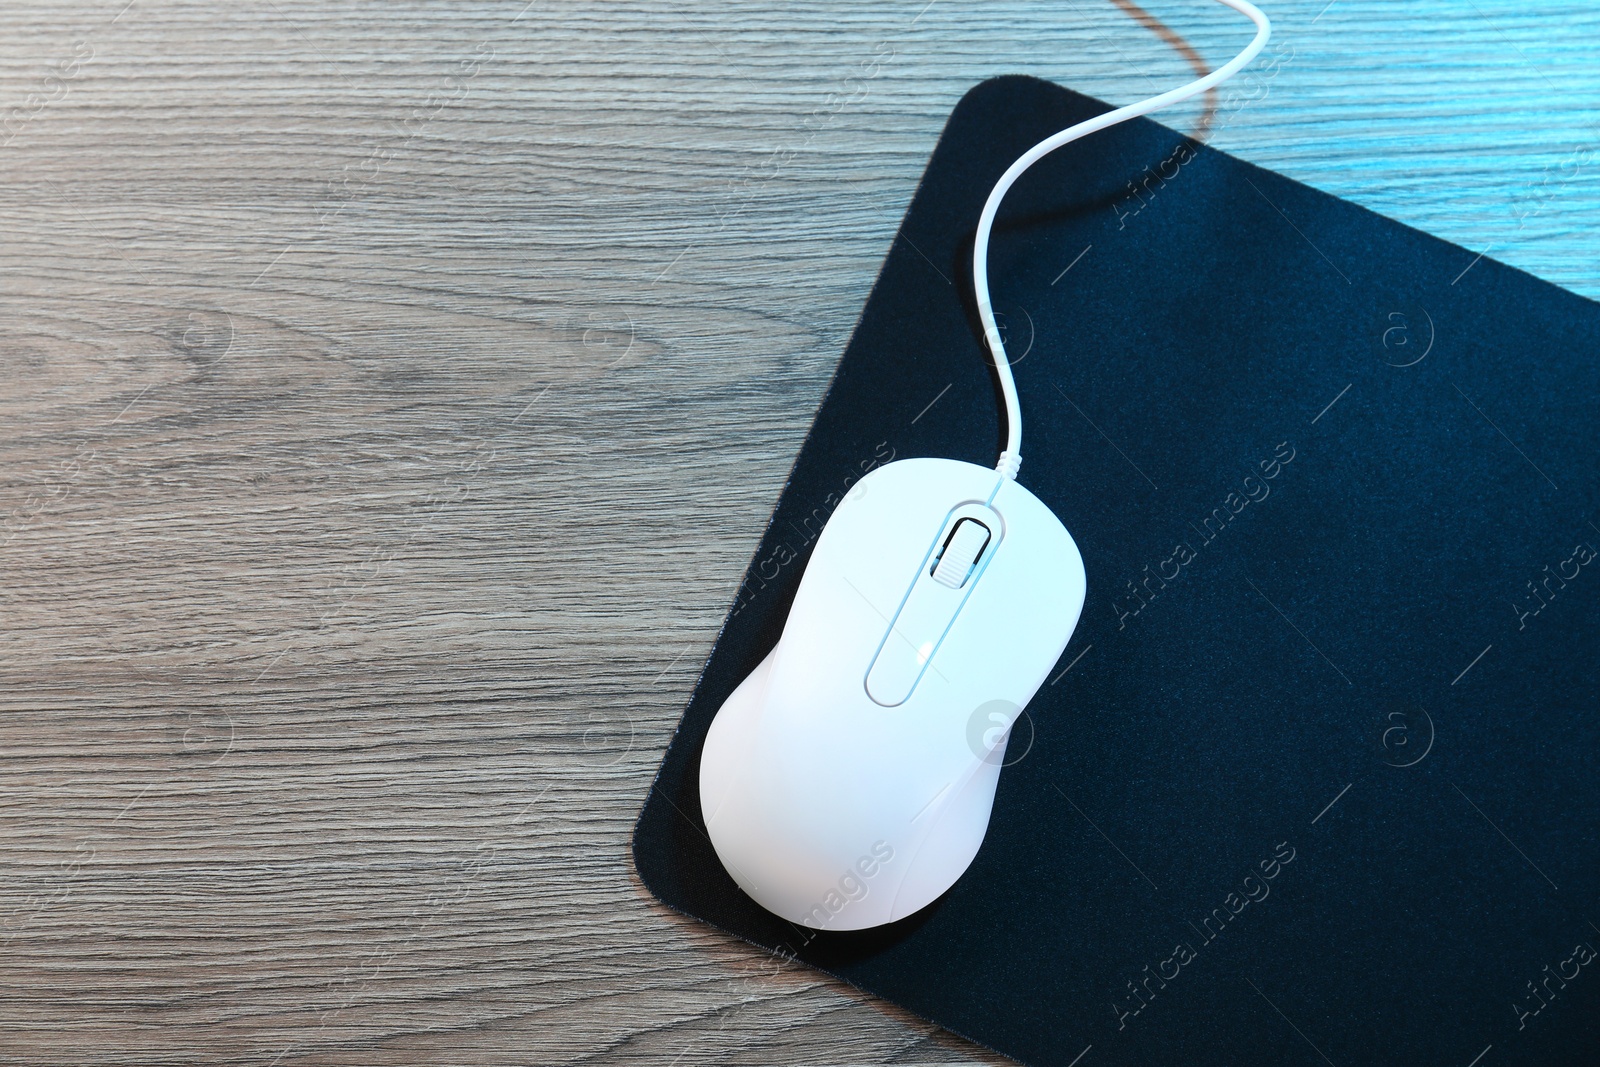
[632,76,1600,1067]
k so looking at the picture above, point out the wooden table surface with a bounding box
[3,1,1596,1063]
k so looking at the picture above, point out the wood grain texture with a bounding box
[1,1,1595,1063]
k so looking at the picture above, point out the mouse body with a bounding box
[699,457,1086,930]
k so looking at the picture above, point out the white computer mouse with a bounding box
[694,0,1271,931]
[699,457,1086,930]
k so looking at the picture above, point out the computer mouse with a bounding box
[699,457,1086,930]
[695,0,1270,930]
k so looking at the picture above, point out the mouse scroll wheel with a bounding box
[930,518,992,589]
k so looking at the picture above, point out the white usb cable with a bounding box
[977,0,1272,479]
